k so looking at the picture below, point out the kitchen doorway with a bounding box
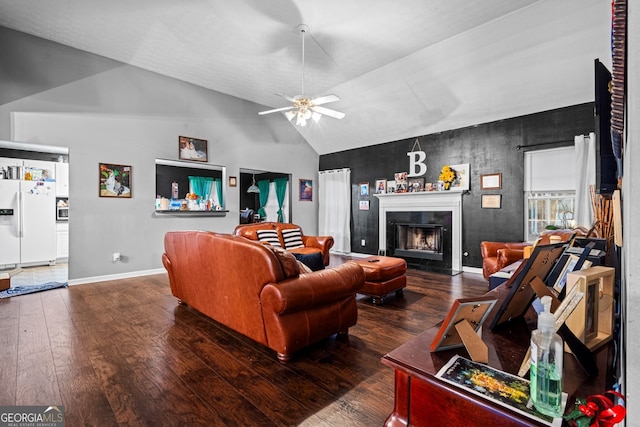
[0,140,70,287]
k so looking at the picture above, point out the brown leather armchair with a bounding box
[162,231,364,362]
[480,228,588,280]
[480,241,529,280]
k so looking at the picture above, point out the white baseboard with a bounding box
[68,268,165,286]
[462,266,483,275]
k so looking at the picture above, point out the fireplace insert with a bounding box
[385,210,453,273]
[393,223,444,261]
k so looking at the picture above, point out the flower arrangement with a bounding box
[439,165,456,189]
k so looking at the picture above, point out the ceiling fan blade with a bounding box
[275,93,297,103]
[310,94,340,105]
[258,106,295,115]
[313,106,345,120]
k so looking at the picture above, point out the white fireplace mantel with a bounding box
[374,191,463,272]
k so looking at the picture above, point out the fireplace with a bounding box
[393,223,444,261]
[375,191,462,274]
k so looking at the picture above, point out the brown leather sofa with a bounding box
[234,222,334,266]
[480,229,587,280]
[162,231,364,362]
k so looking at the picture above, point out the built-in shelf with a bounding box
[154,210,228,217]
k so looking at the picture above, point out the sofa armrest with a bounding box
[302,235,334,250]
[496,248,525,271]
[162,253,178,295]
[302,235,335,265]
[261,261,364,315]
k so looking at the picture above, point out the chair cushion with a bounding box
[257,229,282,247]
[282,228,304,250]
[293,252,325,272]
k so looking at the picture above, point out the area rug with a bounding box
[0,282,68,299]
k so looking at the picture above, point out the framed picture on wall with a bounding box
[359,200,369,210]
[299,179,313,201]
[481,194,501,209]
[360,182,369,196]
[481,173,502,190]
[178,136,208,162]
[99,163,132,198]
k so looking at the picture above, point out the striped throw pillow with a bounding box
[257,229,282,247]
[282,228,304,250]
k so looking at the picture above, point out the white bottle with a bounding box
[530,296,564,417]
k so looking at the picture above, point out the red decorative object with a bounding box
[574,390,626,427]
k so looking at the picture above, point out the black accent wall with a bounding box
[319,103,594,269]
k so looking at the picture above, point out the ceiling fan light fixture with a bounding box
[258,24,345,125]
[285,110,296,121]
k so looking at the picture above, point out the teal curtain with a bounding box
[274,177,288,222]
[257,179,270,218]
[204,179,214,200]
[214,178,223,207]
[188,176,213,199]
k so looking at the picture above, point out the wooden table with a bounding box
[381,285,615,427]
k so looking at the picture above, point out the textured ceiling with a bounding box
[0,0,610,154]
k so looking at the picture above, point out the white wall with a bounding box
[623,1,638,421]
[0,27,319,281]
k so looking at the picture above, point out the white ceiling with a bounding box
[0,0,610,155]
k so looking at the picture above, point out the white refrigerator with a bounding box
[0,180,57,266]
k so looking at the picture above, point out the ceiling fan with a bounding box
[259,24,345,127]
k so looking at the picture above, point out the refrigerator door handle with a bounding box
[18,190,23,238]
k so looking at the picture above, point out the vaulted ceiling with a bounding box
[0,0,611,154]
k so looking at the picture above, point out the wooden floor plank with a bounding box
[3,258,489,425]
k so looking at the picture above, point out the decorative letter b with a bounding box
[407,151,427,177]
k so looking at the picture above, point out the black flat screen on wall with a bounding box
[594,58,618,194]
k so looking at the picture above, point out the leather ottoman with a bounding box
[353,256,407,304]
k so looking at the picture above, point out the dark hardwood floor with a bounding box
[0,256,489,426]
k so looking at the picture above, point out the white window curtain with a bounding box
[574,133,596,228]
[263,181,289,222]
[318,168,351,253]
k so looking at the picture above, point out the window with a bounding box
[526,192,575,241]
[524,147,576,242]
